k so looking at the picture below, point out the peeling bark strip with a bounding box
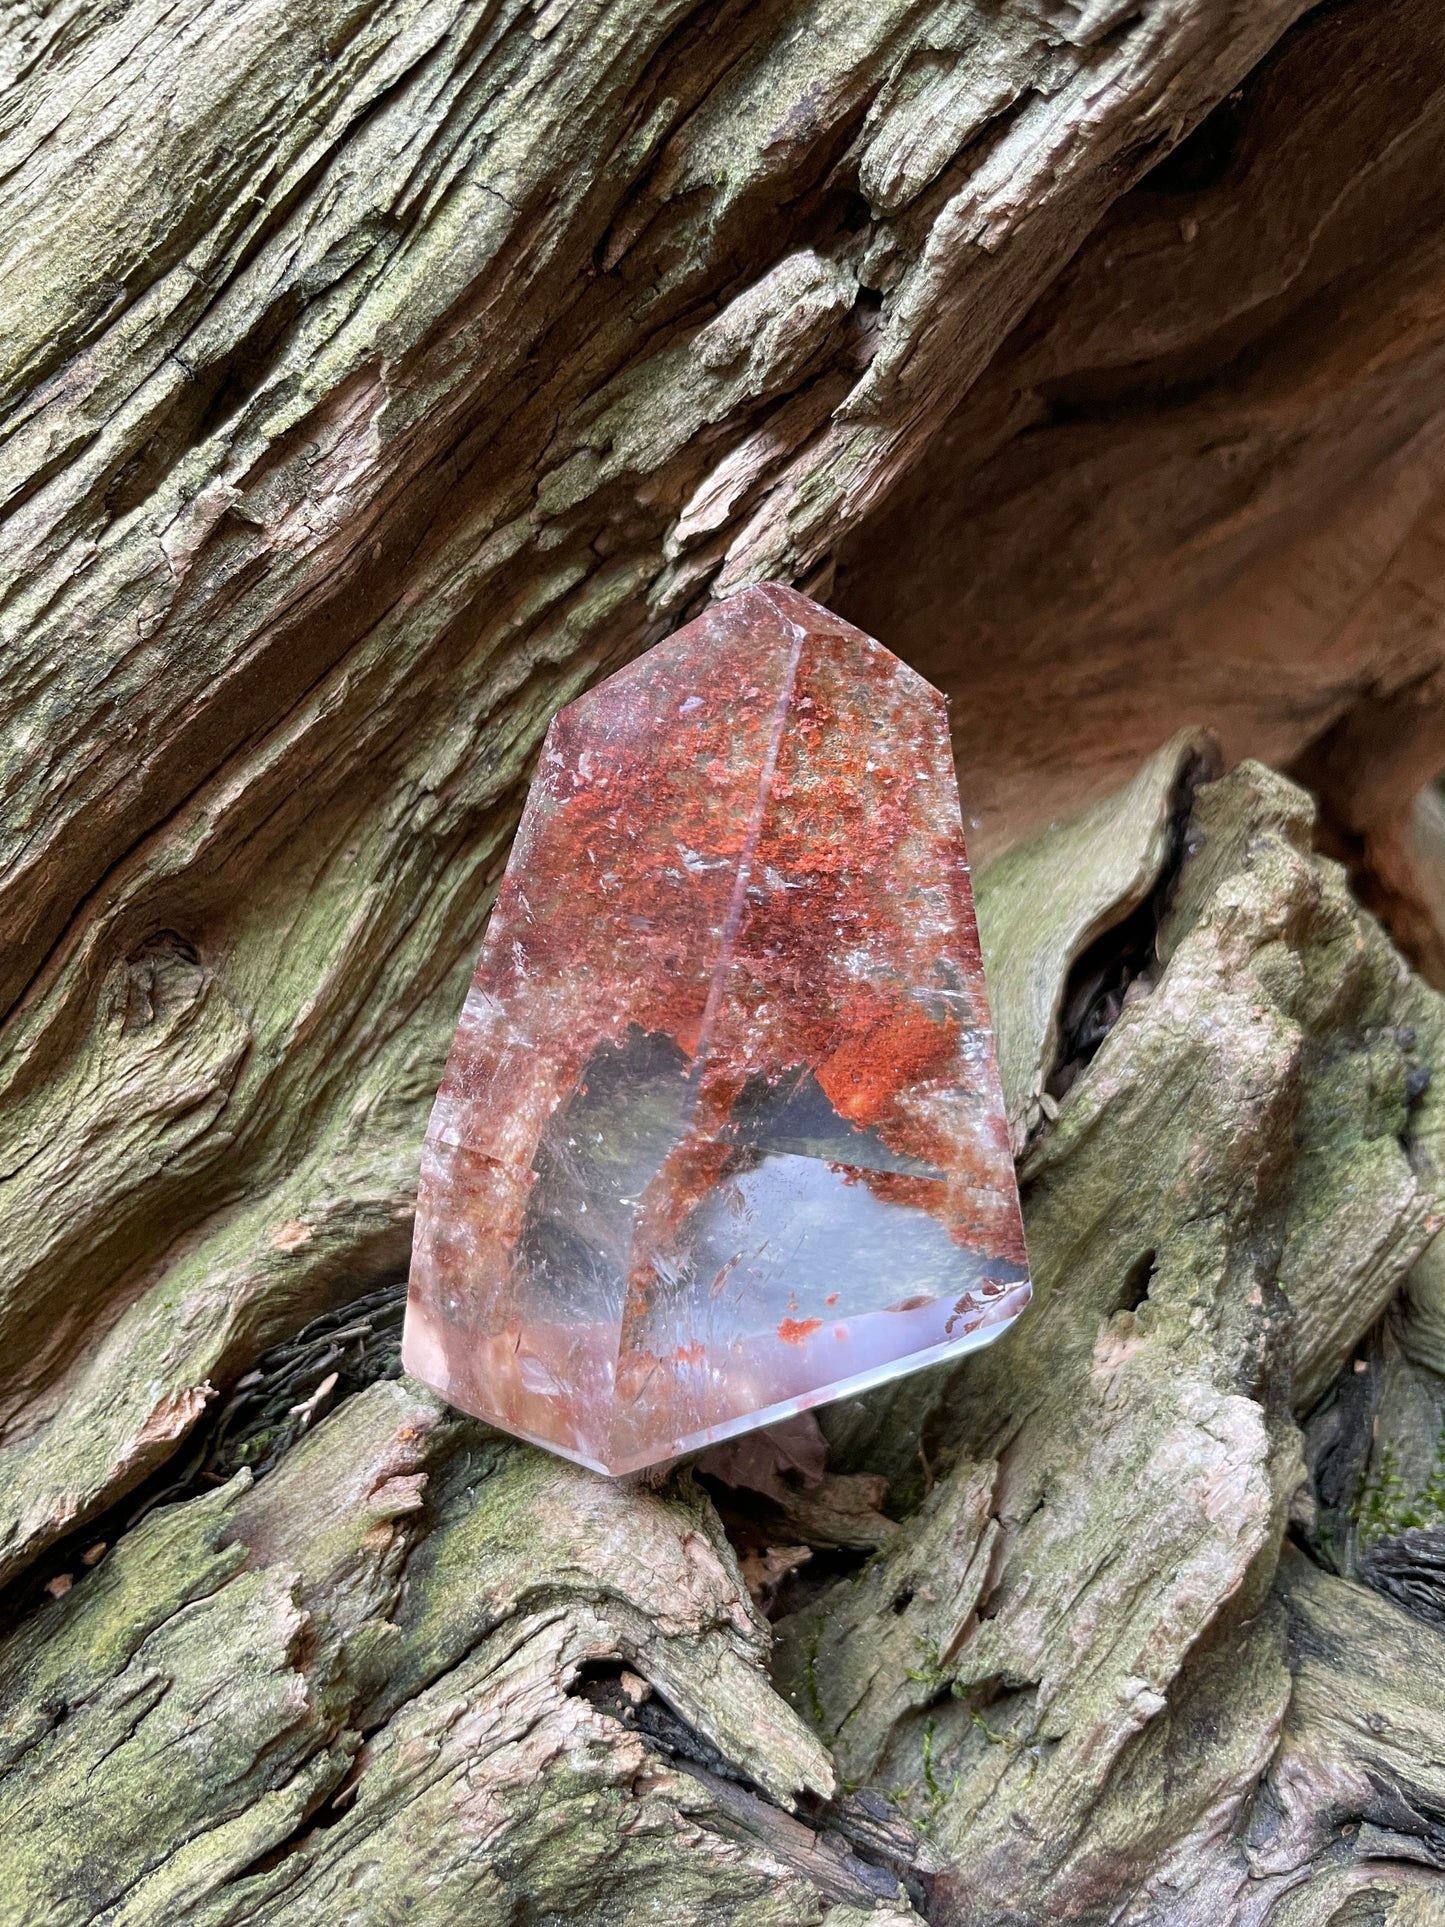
[6,0,1445,1922]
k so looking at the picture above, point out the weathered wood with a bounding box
[838,0,1445,943]
[974,725,1215,1152]
[0,0,1317,1595]
[0,1380,891,1924]
[780,759,1445,1920]
[6,1,1445,1921]
[1258,1552,1445,1883]
[5,744,1445,1922]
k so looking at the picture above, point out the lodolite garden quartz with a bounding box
[403,583,1029,1473]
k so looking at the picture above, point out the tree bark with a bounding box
[5,2,1445,1922]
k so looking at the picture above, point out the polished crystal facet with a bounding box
[402,583,1029,1473]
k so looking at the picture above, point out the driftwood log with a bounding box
[5,2,1445,1922]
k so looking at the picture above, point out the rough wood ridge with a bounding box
[0,0,1312,1585]
[4,1,1445,1923]
[6,749,1445,1923]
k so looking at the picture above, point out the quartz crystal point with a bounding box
[403,583,1029,1473]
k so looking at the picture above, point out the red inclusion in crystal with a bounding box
[403,583,1029,1474]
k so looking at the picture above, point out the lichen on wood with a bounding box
[0,0,1316,1589]
[5,0,1445,1920]
[5,748,1445,1923]
[783,757,1445,1920]
[0,1380,896,1926]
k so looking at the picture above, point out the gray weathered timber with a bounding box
[0,1381,898,1925]
[838,0,1445,975]
[780,761,1445,1920]
[4,751,1444,1922]
[975,725,1216,1153]
[0,0,1312,1587]
[4,2,1445,1922]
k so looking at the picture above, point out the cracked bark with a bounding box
[5,0,1445,1921]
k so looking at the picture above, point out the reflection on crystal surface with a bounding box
[403,583,1030,1473]
[726,1065,943,1175]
